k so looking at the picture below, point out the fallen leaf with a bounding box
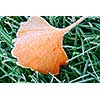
[11,16,86,75]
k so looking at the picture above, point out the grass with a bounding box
[0,16,100,83]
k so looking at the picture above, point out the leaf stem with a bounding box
[62,16,88,33]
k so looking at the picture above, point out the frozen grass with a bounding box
[0,16,100,83]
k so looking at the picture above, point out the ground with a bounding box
[0,16,100,83]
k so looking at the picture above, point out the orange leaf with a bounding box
[11,16,86,75]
